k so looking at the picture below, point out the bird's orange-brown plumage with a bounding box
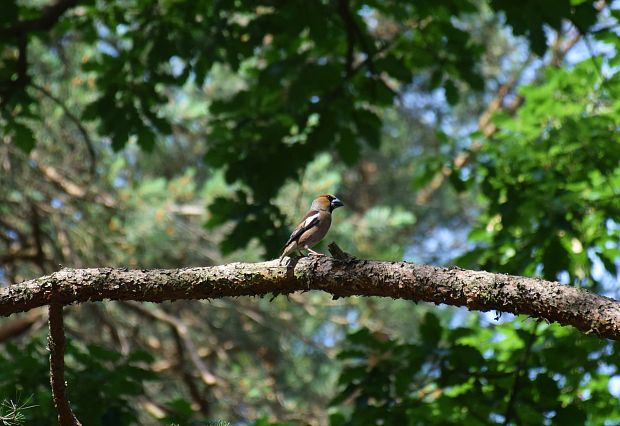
[280,194,343,261]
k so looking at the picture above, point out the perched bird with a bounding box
[279,194,344,261]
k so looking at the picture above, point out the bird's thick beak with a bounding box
[331,198,344,209]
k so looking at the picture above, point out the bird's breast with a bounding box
[299,213,331,247]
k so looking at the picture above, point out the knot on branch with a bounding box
[328,242,355,261]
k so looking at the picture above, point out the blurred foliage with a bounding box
[0,336,155,425]
[331,314,620,425]
[0,0,602,256]
[461,51,620,286]
[1,0,620,425]
[325,7,620,426]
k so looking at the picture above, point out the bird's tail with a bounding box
[278,249,288,263]
[279,242,295,263]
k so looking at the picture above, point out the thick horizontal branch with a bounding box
[2,252,620,340]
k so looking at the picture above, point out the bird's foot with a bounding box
[307,248,324,256]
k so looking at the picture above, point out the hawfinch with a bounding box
[280,194,344,261]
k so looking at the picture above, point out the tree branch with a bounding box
[0,308,45,342]
[336,0,376,75]
[0,0,79,37]
[48,303,81,426]
[4,246,620,341]
[415,30,583,205]
[122,302,219,386]
[31,82,97,177]
[337,0,356,77]
[503,321,539,425]
[0,0,80,105]
[30,151,116,207]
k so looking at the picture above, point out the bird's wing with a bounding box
[283,210,320,248]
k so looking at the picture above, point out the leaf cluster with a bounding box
[1,0,603,254]
[331,315,620,425]
[0,337,155,425]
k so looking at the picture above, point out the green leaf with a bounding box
[336,128,361,165]
[347,328,377,347]
[420,312,442,346]
[444,79,459,105]
[554,405,587,425]
[329,412,347,426]
[11,121,36,153]
[353,109,382,148]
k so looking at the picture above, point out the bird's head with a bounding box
[312,194,344,212]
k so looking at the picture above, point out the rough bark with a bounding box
[3,248,620,340]
[48,303,81,426]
